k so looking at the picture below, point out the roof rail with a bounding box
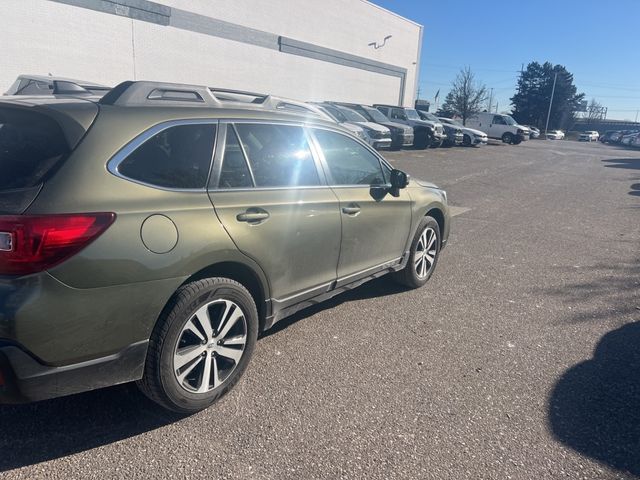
[98,81,334,121]
[100,81,223,107]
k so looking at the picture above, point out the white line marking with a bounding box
[449,206,471,217]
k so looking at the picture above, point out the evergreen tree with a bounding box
[511,62,584,130]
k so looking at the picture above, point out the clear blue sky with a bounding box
[371,0,640,121]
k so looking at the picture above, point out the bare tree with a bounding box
[440,67,488,125]
[586,98,606,123]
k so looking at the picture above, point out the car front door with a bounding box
[490,115,508,138]
[208,122,342,310]
[309,127,412,285]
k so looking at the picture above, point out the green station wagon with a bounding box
[0,81,449,412]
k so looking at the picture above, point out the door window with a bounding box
[234,124,319,187]
[313,129,386,186]
[118,123,216,189]
[218,126,253,188]
[492,115,507,125]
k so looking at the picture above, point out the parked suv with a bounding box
[0,81,450,413]
[578,130,599,142]
[373,105,445,149]
[332,103,414,149]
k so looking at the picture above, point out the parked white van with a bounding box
[465,113,530,144]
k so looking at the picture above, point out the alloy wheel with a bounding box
[173,299,247,393]
[414,227,437,278]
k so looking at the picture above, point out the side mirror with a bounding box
[390,169,409,189]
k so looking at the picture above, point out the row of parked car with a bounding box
[600,129,640,148]
[9,74,550,151]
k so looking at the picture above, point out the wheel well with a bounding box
[425,208,445,246]
[182,262,267,331]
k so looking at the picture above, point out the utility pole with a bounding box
[544,72,558,137]
[488,87,493,112]
[495,101,499,113]
[635,110,638,123]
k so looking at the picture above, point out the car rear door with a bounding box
[309,127,412,285]
[208,122,342,310]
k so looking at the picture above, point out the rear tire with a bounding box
[502,132,514,144]
[392,216,441,289]
[137,278,258,413]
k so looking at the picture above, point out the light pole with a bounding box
[544,72,558,137]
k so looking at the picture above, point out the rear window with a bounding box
[0,107,70,190]
[118,123,216,189]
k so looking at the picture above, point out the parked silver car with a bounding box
[437,117,488,146]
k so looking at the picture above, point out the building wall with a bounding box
[0,0,422,106]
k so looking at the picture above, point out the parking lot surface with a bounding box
[1,140,639,480]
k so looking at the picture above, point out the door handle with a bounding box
[341,204,361,216]
[236,209,270,223]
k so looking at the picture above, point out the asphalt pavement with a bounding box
[1,139,639,479]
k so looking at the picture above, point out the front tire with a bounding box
[137,278,258,413]
[502,132,514,144]
[393,216,441,289]
[463,134,472,146]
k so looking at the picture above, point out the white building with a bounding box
[1,0,422,106]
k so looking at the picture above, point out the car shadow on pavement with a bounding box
[261,276,409,338]
[602,159,640,198]
[0,276,408,471]
[0,383,184,472]
[602,158,640,170]
[549,321,640,477]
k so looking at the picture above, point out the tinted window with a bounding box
[0,107,69,190]
[493,115,507,125]
[234,124,319,187]
[17,80,52,96]
[219,126,253,188]
[119,124,216,189]
[390,109,406,120]
[314,129,385,186]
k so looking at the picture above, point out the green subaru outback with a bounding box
[0,81,449,413]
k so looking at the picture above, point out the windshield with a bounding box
[336,106,367,122]
[420,111,439,122]
[405,109,421,120]
[503,115,518,126]
[320,105,346,123]
[363,107,390,123]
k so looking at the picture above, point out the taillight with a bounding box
[0,213,115,275]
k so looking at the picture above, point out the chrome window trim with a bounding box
[106,118,219,193]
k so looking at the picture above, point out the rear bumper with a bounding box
[0,340,147,403]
